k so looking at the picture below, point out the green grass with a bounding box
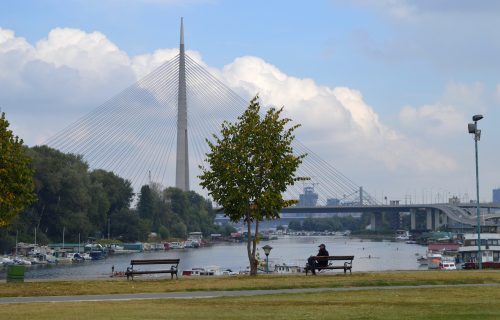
[1,270,499,297]
[2,286,500,320]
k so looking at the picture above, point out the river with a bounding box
[0,236,428,280]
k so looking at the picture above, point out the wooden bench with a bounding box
[305,255,354,275]
[126,259,180,280]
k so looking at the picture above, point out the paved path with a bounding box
[1,283,499,304]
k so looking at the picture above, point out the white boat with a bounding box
[169,242,185,249]
[183,240,200,248]
[395,230,410,241]
[13,257,32,265]
[28,253,49,265]
[440,262,457,270]
[51,251,73,264]
[2,257,14,265]
[67,252,85,262]
[182,267,213,276]
[273,264,303,274]
[182,266,237,276]
[81,253,92,260]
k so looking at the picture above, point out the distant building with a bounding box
[448,196,460,204]
[298,186,318,207]
[493,188,500,203]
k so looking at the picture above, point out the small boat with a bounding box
[13,257,32,265]
[182,266,237,276]
[273,264,303,274]
[85,244,107,260]
[1,257,14,266]
[29,253,49,265]
[169,242,185,249]
[183,240,200,248]
[182,267,214,276]
[395,230,410,241]
[67,252,85,262]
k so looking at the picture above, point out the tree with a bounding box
[0,112,36,227]
[199,96,305,275]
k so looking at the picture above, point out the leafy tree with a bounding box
[27,146,92,242]
[220,223,237,236]
[0,112,36,227]
[110,208,148,242]
[90,169,133,238]
[199,96,305,275]
[137,185,154,220]
[170,221,187,238]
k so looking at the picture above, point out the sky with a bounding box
[1,0,499,203]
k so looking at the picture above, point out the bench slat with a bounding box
[127,270,176,275]
[311,256,354,260]
[131,259,180,265]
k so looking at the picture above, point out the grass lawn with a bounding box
[0,270,499,297]
[2,286,500,320]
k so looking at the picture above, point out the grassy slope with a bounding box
[1,270,499,297]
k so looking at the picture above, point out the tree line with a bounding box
[0,145,226,253]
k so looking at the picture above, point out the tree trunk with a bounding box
[246,214,260,276]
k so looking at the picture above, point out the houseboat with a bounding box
[459,233,500,269]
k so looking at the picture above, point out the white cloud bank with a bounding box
[221,56,456,173]
[0,27,459,194]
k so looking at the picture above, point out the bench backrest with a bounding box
[131,259,180,266]
[313,256,354,261]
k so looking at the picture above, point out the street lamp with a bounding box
[262,245,273,273]
[468,114,483,270]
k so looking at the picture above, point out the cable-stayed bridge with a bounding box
[46,19,377,208]
[46,19,500,231]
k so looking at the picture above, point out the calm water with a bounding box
[0,236,427,280]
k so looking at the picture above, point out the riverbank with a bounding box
[1,270,499,298]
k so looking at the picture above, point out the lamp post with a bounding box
[262,245,273,273]
[468,114,483,270]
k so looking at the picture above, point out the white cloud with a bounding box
[399,104,465,136]
[398,82,486,137]
[0,26,459,193]
[221,56,457,174]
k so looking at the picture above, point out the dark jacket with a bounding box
[317,248,329,267]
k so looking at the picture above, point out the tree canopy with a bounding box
[0,112,36,227]
[1,145,221,252]
[199,96,305,275]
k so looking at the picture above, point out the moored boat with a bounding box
[459,233,500,269]
[273,264,303,274]
[169,242,185,249]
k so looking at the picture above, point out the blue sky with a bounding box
[1,0,499,201]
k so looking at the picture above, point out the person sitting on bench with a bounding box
[307,243,329,275]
